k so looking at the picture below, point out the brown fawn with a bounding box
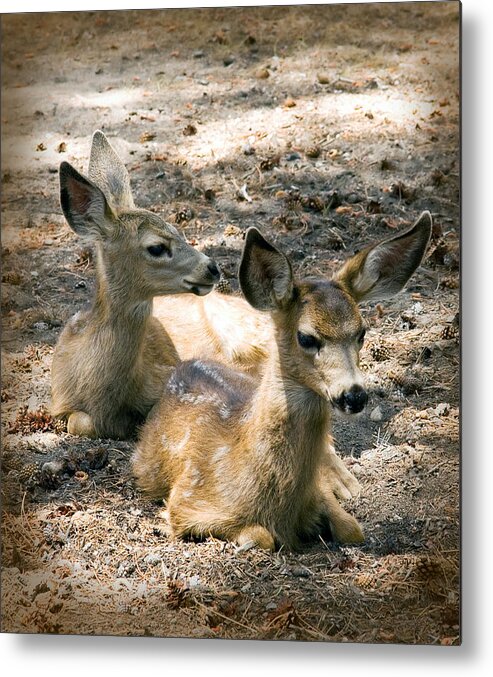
[133,215,431,549]
[51,131,220,440]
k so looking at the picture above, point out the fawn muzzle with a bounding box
[183,258,221,295]
[333,384,368,414]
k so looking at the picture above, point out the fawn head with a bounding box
[59,131,220,299]
[239,212,431,414]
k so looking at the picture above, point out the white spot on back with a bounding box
[169,428,190,456]
[212,445,231,464]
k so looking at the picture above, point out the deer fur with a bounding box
[151,211,433,500]
[51,131,220,440]
[133,216,431,549]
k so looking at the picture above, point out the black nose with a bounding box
[207,261,221,281]
[334,385,368,414]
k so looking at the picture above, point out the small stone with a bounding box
[33,321,49,331]
[434,403,450,417]
[193,50,205,59]
[188,575,201,588]
[144,553,162,566]
[265,601,277,610]
[223,55,235,67]
[290,566,310,578]
[370,406,383,422]
[351,463,362,475]
[255,67,270,79]
[242,142,255,155]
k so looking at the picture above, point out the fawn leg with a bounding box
[323,443,361,501]
[321,489,364,544]
[236,525,276,552]
[67,411,97,438]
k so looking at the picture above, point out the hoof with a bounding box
[330,513,365,544]
[236,525,275,551]
[67,411,97,438]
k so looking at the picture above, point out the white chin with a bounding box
[331,405,364,420]
[183,282,214,296]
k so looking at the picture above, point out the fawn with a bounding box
[51,131,220,439]
[133,215,431,549]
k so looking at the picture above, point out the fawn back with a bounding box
[51,131,220,439]
[133,215,431,549]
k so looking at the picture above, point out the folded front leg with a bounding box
[322,443,361,501]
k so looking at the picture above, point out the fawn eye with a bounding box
[357,328,366,345]
[147,243,171,258]
[297,331,321,352]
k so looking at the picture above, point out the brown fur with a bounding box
[51,131,219,439]
[134,220,431,550]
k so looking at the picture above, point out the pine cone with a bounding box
[18,462,40,484]
[439,275,459,290]
[414,555,442,580]
[175,206,194,224]
[2,453,24,473]
[369,341,392,362]
[215,278,232,295]
[166,580,188,609]
[259,155,280,171]
[387,369,422,395]
[441,325,459,341]
[305,145,321,158]
[300,195,325,212]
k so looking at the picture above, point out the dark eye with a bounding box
[357,328,366,345]
[297,331,321,351]
[147,243,171,258]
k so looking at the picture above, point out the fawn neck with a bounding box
[90,242,152,350]
[245,320,329,470]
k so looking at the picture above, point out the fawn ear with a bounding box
[88,130,135,212]
[335,211,432,303]
[239,228,294,311]
[59,161,118,239]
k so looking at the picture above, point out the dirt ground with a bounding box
[1,3,460,644]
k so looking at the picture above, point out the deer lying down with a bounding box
[51,131,220,440]
[133,217,431,549]
[151,211,432,501]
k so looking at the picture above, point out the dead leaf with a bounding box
[56,142,67,153]
[36,143,47,152]
[183,124,197,136]
[140,131,156,143]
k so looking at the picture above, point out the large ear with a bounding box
[59,161,117,239]
[335,211,432,303]
[88,130,135,212]
[239,228,294,311]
